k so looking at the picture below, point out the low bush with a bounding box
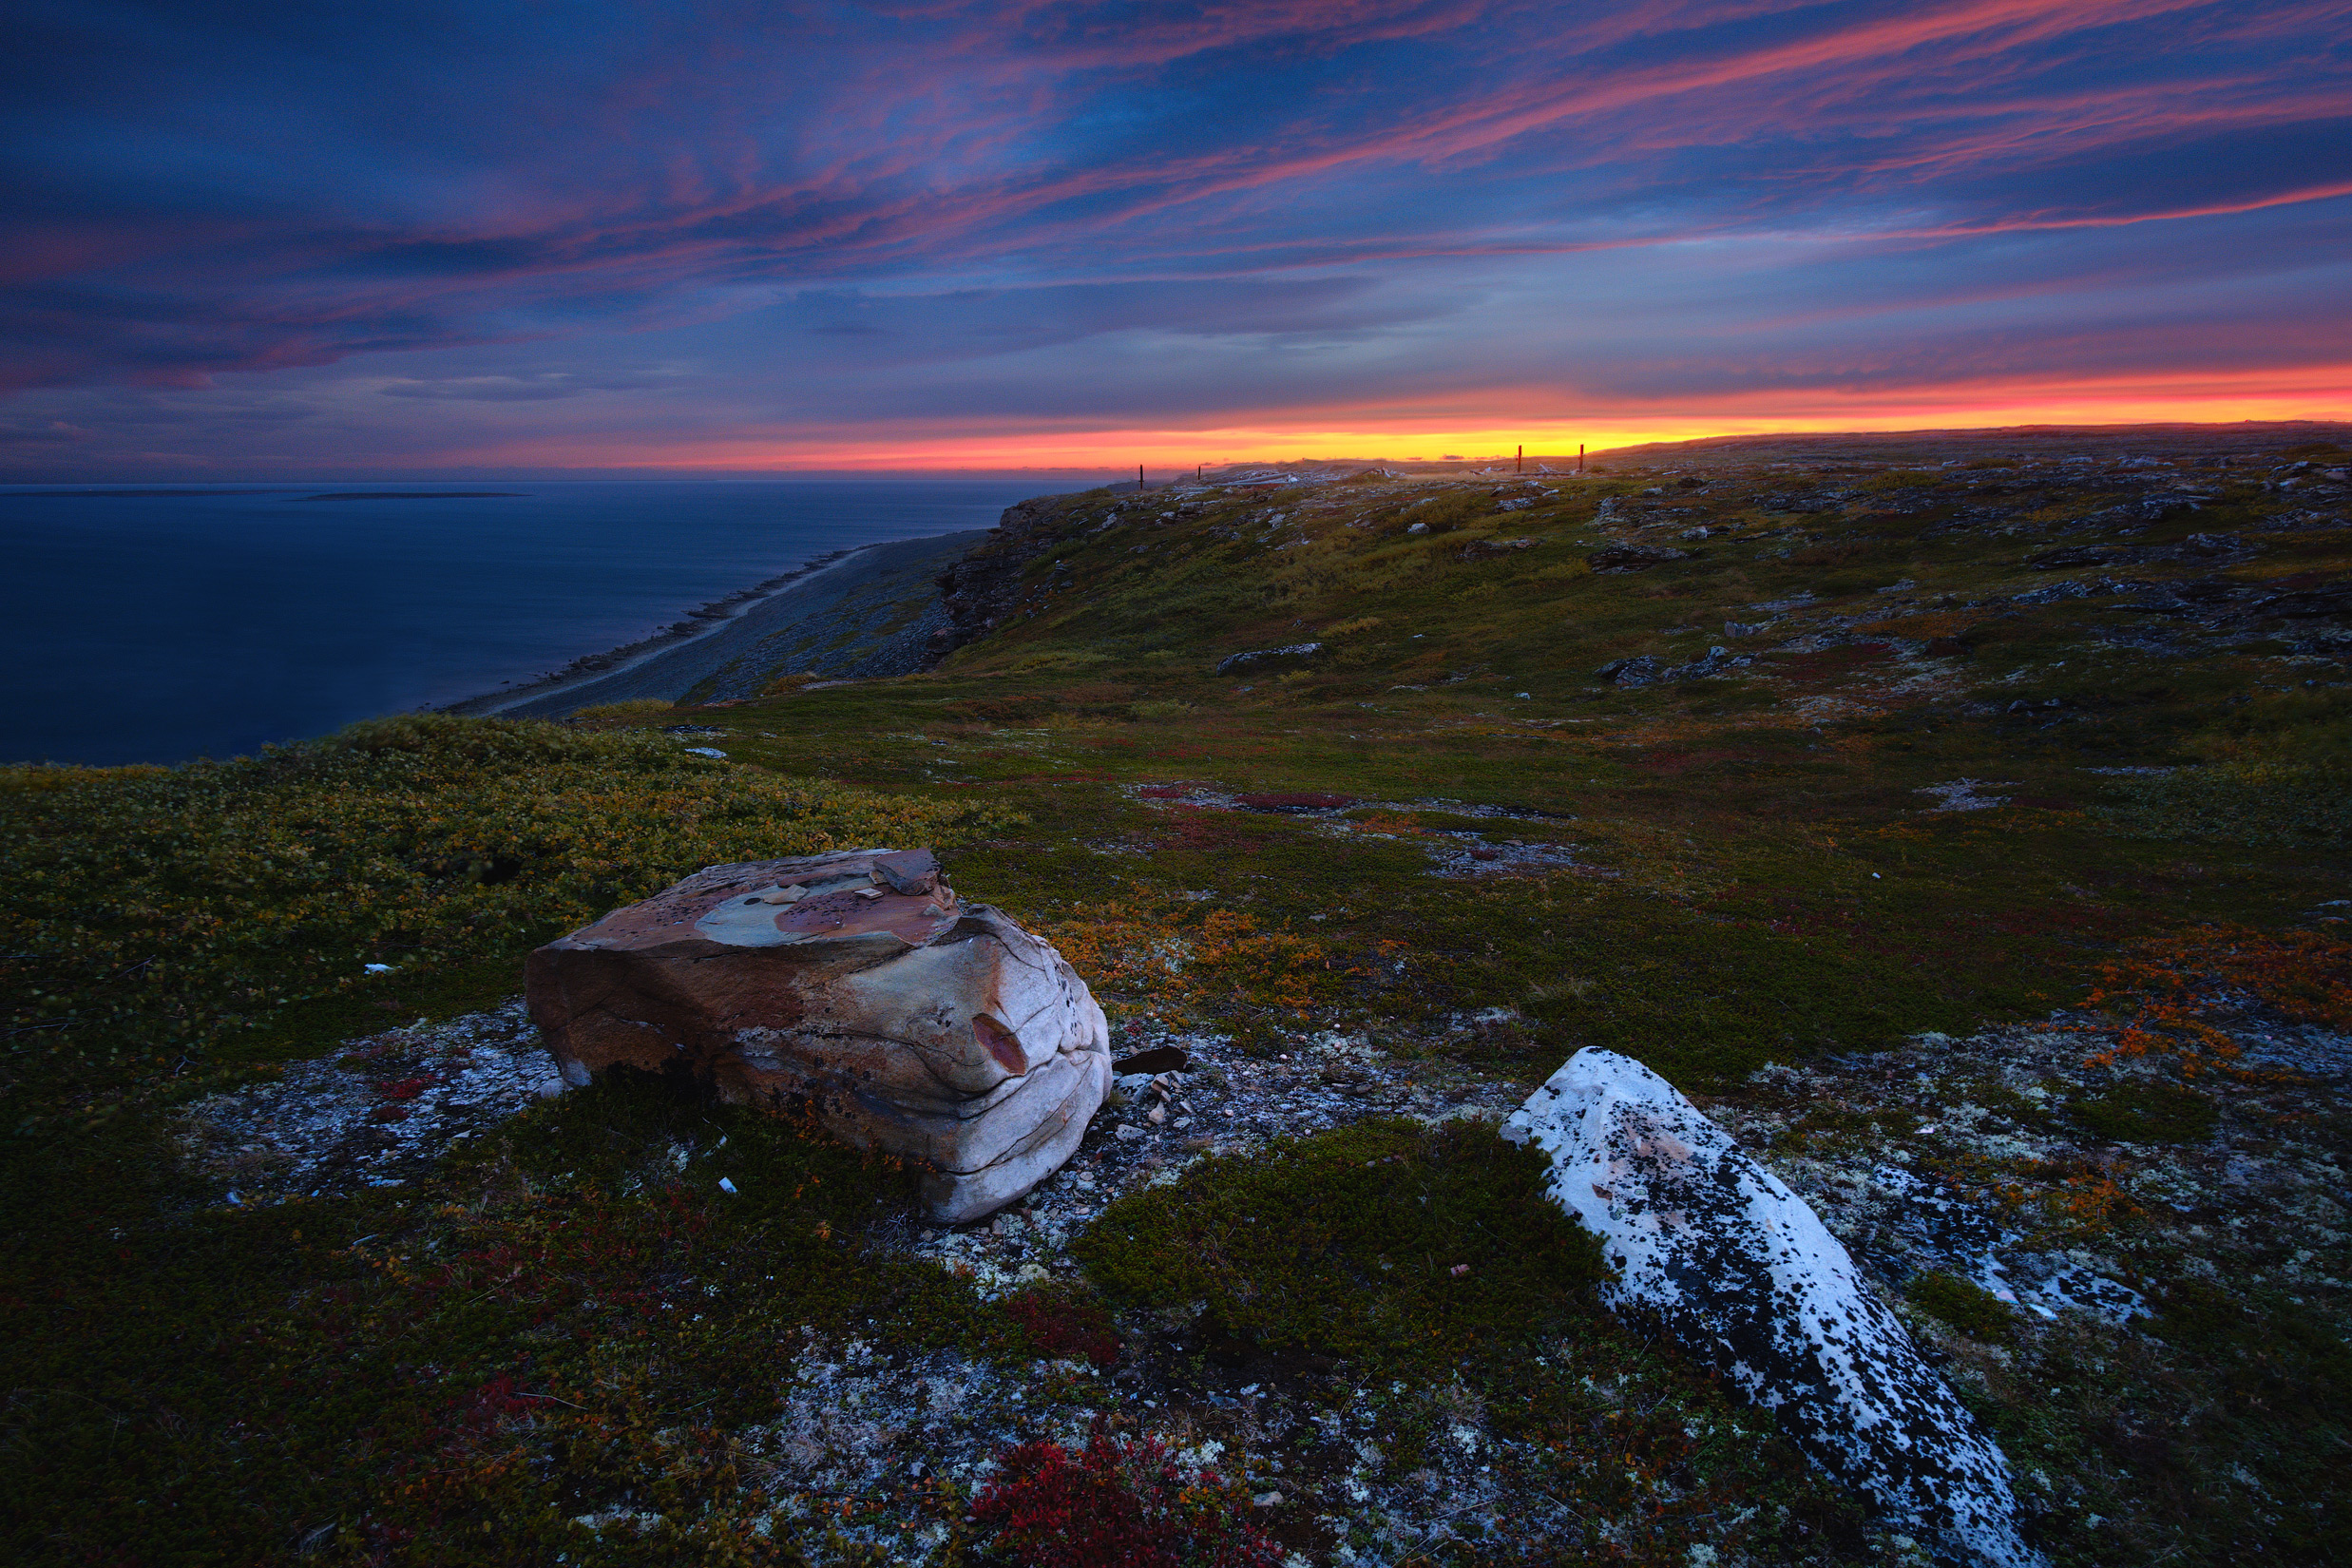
[570,698,676,723]
[0,1071,973,1565]
[0,715,1013,1088]
[2095,761,2351,847]
[1904,1271,2014,1340]
[2073,1081,2219,1144]
[948,696,1055,723]
[1076,1119,1606,1369]
[968,1426,1278,1568]
[1005,1284,1123,1369]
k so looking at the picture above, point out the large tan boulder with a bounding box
[526,848,1108,1222]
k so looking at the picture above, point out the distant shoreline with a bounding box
[298,491,526,501]
[443,542,893,717]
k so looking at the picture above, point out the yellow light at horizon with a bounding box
[428,366,2351,471]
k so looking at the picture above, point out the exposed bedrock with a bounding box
[931,494,1063,656]
[1504,1048,2041,1568]
[526,848,1109,1223]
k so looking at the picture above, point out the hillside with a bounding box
[4,431,2348,1566]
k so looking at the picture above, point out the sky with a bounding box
[5,0,2349,477]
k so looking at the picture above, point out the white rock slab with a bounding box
[1503,1048,2042,1568]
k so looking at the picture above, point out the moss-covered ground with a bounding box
[4,443,2348,1563]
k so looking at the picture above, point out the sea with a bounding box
[0,478,1071,767]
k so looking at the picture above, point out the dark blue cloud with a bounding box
[3,0,2347,469]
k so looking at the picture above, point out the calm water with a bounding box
[0,479,1059,765]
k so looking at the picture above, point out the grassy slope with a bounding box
[720,457,2347,1084]
[4,445,2348,1565]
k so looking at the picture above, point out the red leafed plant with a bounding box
[1233,792,1353,812]
[969,1425,1280,1568]
[1005,1286,1123,1369]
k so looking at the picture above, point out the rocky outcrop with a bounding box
[1585,544,1689,573]
[931,495,1072,658]
[526,848,1109,1223]
[1214,641,1322,676]
[1592,656,1668,685]
[1593,647,1748,685]
[1504,1049,2041,1568]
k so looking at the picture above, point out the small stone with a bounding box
[1116,1124,1144,1141]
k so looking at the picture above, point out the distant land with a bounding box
[1593,418,2352,468]
[1182,420,2352,480]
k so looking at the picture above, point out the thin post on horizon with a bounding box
[1578,443,1585,473]
[1138,463,1145,490]
[1516,444,1522,474]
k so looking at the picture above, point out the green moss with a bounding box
[1077,1119,1605,1368]
[1904,1271,2014,1340]
[2094,755,2352,847]
[2072,1080,2219,1144]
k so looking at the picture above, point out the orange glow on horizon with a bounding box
[430,366,2352,471]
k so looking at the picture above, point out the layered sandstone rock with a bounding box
[526,848,1108,1223]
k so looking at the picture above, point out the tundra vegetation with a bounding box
[4,439,2349,1565]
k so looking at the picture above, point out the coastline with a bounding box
[452,526,993,719]
[443,544,880,717]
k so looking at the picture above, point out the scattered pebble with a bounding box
[175,1000,566,1202]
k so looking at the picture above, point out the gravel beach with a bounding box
[457,526,986,718]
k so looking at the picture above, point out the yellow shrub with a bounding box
[571,698,675,723]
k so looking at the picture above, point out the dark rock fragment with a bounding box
[2025,545,2116,570]
[1586,545,1689,573]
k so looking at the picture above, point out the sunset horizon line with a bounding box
[12,410,2346,486]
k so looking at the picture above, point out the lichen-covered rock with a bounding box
[526,848,1108,1223]
[1503,1048,2041,1568]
